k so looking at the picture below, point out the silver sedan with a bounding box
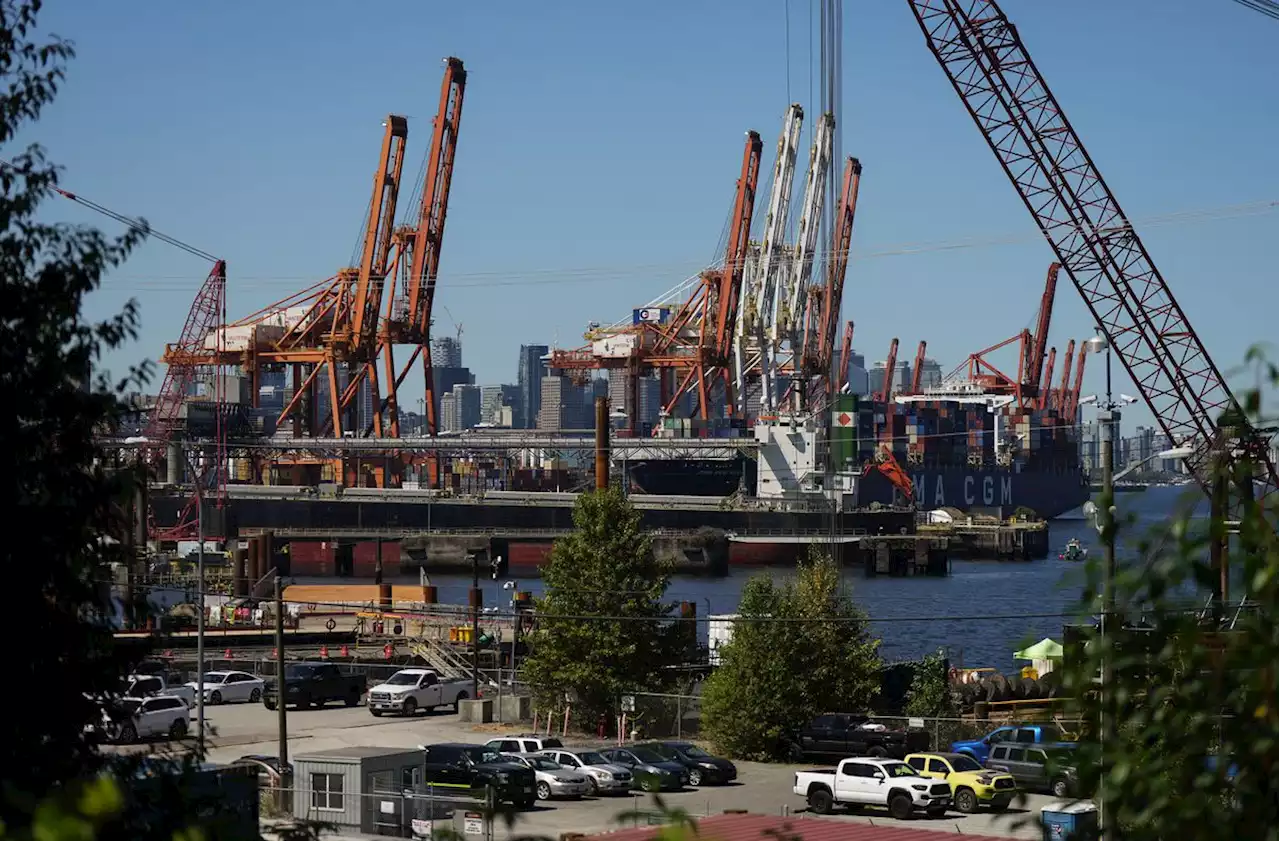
[502,753,592,800]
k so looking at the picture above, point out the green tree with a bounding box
[701,548,881,760]
[1056,349,1278,840]
[1,0,150,828]
[521,487,684,726]
[903,650,955,719]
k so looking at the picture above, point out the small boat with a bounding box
[1059,538,1088,562]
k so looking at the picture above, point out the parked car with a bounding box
[367,669,471,716]
[185,671,265,705]
[599,746,688,792]
[784,713,930,761]
[985,743,1078,797]
[262,662,364,710]
[794,757,951,819]
[500,753,591,801]
[641,741,737,786]
[123,674,196,707]
[950,724,1070,764]
[420,743,536,808]
[486,736,564,754]
[230,754,293,789]
[538,748,633,796]
[905,751,1016,813]
[99,696,191,744]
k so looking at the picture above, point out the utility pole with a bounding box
[275,573,288,769]
[195,456,206,757]
[470,554,481,699]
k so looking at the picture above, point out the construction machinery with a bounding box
[908,0,1277,516]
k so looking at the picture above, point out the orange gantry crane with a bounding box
[548,130,765,429]
[168,58,467,489]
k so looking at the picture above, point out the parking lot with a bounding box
[114,700,1048,839]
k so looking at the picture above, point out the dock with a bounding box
[918,516,1049,560]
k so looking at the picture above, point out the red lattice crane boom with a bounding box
[908,0,1277,501]
[1066,343,1089,419]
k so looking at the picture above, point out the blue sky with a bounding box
[25,0,1279,431]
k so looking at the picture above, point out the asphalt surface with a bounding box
[111,700,1052,839]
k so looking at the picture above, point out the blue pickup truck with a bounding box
[950,724,1074,765]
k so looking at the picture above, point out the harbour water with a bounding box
[287,484,1205,671]
[125,485,1207,672]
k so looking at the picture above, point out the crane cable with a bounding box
[0,159,221,265]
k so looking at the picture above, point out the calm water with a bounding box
[289,484,1206,672]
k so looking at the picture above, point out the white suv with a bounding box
[485,736,565,755]
[103,696,192,744]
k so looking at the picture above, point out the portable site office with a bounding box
[292,746,486,837]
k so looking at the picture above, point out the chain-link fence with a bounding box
[269,783,495,839]
[620,692,702,740]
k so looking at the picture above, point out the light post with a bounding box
[1083,329,1139,841]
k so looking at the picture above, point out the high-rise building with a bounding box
[439,384,481,432]
[1135,425,1157,471]
[517,344,549,429]
[439,391,459,433]
[1079,420,1100,472]
[480,385,503,425]
[431,336,463,369]
[430,366,473,430]
[538,374,584,431]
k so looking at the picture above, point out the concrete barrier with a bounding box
[459,697,493,724]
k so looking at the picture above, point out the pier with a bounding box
[918,516,1050,561]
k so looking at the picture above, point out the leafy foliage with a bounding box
[1057,349,1278,839]
[521,487,685,725]
[701,548,881,759]
[903,650,955,718]
[0,0,155,831]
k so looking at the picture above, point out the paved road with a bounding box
[118,701,1050,839]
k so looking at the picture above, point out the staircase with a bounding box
[409,637,493,686]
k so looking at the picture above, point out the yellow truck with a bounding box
[904,752,1016,813]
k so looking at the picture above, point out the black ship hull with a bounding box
[859,466,1090,519]
[626,457,756,496]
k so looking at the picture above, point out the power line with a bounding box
[106,579,1225,626]
[1226,0,1279,19]
[85,199,1277,291]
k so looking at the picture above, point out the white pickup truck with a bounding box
[793,757,953,819]
[367,668,471,716]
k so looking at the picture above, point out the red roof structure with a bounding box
[582,813,1012,841]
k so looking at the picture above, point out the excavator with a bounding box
[863,443,915,507]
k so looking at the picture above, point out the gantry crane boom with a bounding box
[713,131,765,413]
[783,113,834,394]
[907,0,1277,501]
[1067,344,1088,419]
[909,340,928,394]
[351,115,409,348]
[837,320,855,393]
[813,157,863,404]
[877,338,899,403]
[1055,339,1076,412]
[1038,347,1056,411]
[739,105,804,415]
[1025,262,1059,399]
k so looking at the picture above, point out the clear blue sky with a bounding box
[26,0,1279,431]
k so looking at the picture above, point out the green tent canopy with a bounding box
[1014,637,1064,661]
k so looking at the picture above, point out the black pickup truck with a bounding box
[421,743,537,808]
[783,713,930,761]
[262,663,365,710]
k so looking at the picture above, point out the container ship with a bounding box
[623,388,1089,520]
